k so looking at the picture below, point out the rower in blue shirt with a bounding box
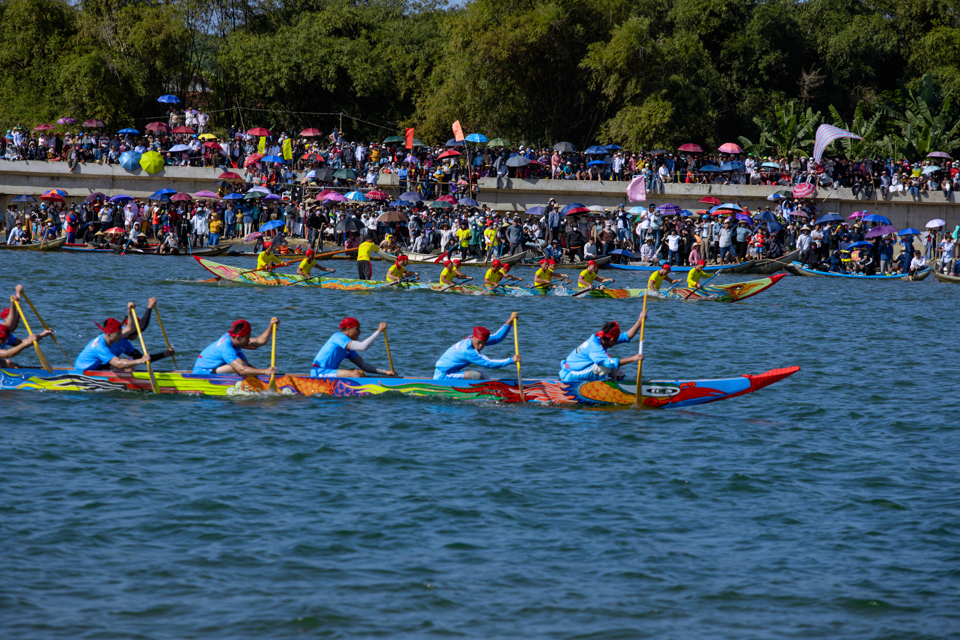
[434,313,519,380]
[193,318,276,376]
[311,317,395,378]
[559,310,647,382]
[74,305,174,372]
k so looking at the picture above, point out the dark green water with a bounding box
[1,253,958,638]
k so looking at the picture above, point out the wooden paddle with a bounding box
[20,291,69,361]
[513,315,525,402]
[13,300,52,373]
[383,328,395,374]
[129,303,159,394]
[153,305,178,369]
[633,292,648,409]
[682,272,719,300]
[267,323,278,392]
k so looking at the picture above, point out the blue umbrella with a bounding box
[922,166,941,174]
[899,227,922,236]
[157,95,181,104]
[604,144,623,150]
[764,221,784,233]
[259,220,285,232]
[585,145,608,155]
[753,210,778,222]
[657,203,683,216]
[720,161,745,171]
[847,241,874,249]
[862,214,891,225]
[445,138,462,147]
[389,200,406,207]
[399,192,423,202]
[148,194,171,202]
[680,210,695,217]
[458,197,479,207]
[153,188,177,195]
[119,151,141,171]
[587,160,607,166]
[260,155,286,163]
[609,249,635,258]
[465,133,488,143]
[711,203,742,213]
[222,193,244,200]
[699,165,722,172]
[11,194,36,203]
[109,194,134,203]
[525,206,546,216]
[627,206,646,215]
[736,213,754,224]
[561,203,590,216]
[761,162,781,169]
[345,191,367,202]
[816,213,844,224]
[118,128,139,135]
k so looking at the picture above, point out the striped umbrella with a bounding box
[656,203,683,216]
[792,183,816,198]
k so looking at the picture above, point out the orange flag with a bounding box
[405,127,414,150]
[452,120,464,142]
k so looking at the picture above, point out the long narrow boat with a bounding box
[379,249,530,266]
[113,244,233,257]
[606,260,754,273]
[194,258,785,301]
[62,243,115,253]
[789,261,932,280]
[519,256,613,269]
[735,249,801,275]
[931,260,960,283]
[0,365,799,408]
[0,236,67,251]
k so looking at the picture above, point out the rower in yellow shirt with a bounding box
[296,249,335,280]
[577,260,614,289]
[686,260,708,289]
[257,242,284,271]
[386,254,418,283]
[533,258,570,289]
[357,237,377,280]
[440,259,470,286]
[647,263,679,290]
[484,259,505,287]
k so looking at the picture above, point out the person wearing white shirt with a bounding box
[583,239,597,259]
[939,237,955,272]
[909,251,927,276]
[665,231,681,264]
[197,111,210,134]
[639,237,657,263]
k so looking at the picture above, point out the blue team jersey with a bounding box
[2,331,17,348]
[193,333,246,374]
[433,324,511,378]
[73,335,134,372]
[560,333,630,374]
[311,332,356,376]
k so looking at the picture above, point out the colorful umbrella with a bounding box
[587,160,607,166]
[753,210,778,222]
[145,122,171,133]
[83,193,106,203]
[403,155,420,164]
[243,191,262,200]
[458,198,479,207]
[39,193,64,203]
[44,189,68,197]
[847,211,867,219]
[710,203,742,213]
[437,150,461,159]
[927,151,951,160]
[263,194,282,202]
[139,151,165,174]
[792,183,816,198]
[899,227,922,236]
[203,141,222,150]
[152,189,177,196]
[198,134,217,140]
[720,161,744,171]
[243,153,263,168]
[103,227,126,235]
[718,143,743,154]
[245,232,263,241]
[56,117,76,125]
[302,153,325,164]
[561,203,590,216]
[815,213,844,224]
[300,128,322,137]
[172,126,195,134]
[678,143,703,152]
[656,203,683,216]
[585,145,608,155]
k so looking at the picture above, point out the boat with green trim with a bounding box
[0,365,800,409]
[194,258,786,301]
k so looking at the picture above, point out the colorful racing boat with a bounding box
[194,258,786,302]
[0,366,800,409]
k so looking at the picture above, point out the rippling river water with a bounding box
[1,252,958,639]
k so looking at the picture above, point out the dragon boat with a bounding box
[0,366,799,409]
[194,258,785,301]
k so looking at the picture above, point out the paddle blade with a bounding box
[268,323,277,392]
[34,341,53,373]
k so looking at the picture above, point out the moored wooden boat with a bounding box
[0,236,67,251]
[932,260,960,283]
[0,365,800,409]
[738,249,802,275]
[519,255,613,269]
[194,258,785,301]
[378,249,530,266]
[113,243,233,257]
[790,261,932,280]
[607,260,753,273]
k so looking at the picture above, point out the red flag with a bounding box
[452,120,464,142]
[405,127,414,150]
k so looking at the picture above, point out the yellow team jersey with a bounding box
[440,266,456,284]
[648,271,666,290]
[387,264,406,280]
[257,251,283,271]
[485,268,503,285]
[357,241,376,261]
[535,267,553,284]
[579,269,598,288]
[457,228,471,248]
[687,268,703,288]
[299,258,317,276]
[484,228,498,246]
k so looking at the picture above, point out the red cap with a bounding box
[96,318,123,334]
[0,307,8,320]
[453,258,461,265]
[548,259,556,266]
[306,249,315,257]
[396,254,408,265]
[662,264,671,272]
[472,326,490,341]
[229,319,252,337]
[443,259,452,268]
[339,317,360,330]
[502,263,511,272]
[491,258,501,267]
[596,321,620,340]
[588,260,597,267]
[697,259,706,267]
[539,258,548,265]
[0,325,8,343]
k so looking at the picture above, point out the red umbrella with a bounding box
[39,193,64,203]
[146,122,171,133]
[437,150,461,159]
[243,153,263,168]
[699,196,722,205]
[203,141,221,150]
[33,124,56,131]
[104,227,126,235]
[792,183,816,198]
[172,126,195,134]
[718,143,742,154]
[218,171,244,182]
[366,190,389,201]
[302,153,325,163]
[247,127,271,137]
[436,195,458,205]
[83,119,105,128]
[678,143,704,153]
[170,193,193,201]
[300,128,322,137]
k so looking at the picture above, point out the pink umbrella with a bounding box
[57,117,77,125]
[718,143,742,154]
[170,193,192,201]
[323,192,347,202]
[847,211,867,220]
[300,128,322,137]
[366,190,389,201]
[678,143,704,153]
[865,224,896,238]
[194,190,220,199]
[437,195,458,205]
[792,183,816,198]
[83,119,106,128]
[33,124,56,131]
[404,155,420,163]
